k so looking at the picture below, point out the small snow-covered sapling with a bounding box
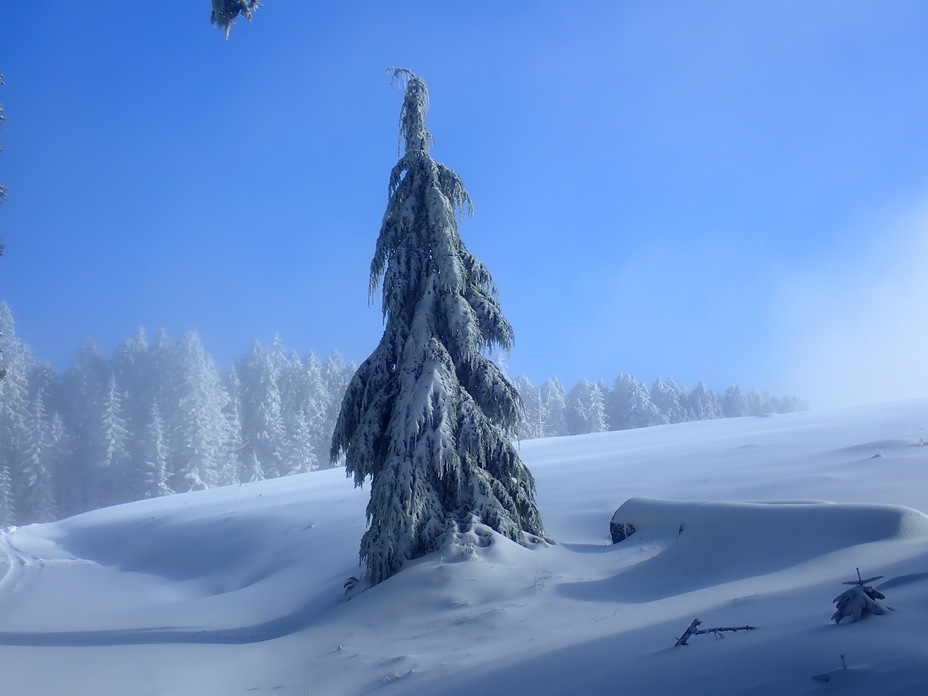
[831,568,888,624]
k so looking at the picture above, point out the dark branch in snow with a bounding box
[843,567,883,587]
[674,618,758,646]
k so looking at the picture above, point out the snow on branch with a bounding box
[211,0,259,39]
[331,70,543,586]
[674,618,758,646]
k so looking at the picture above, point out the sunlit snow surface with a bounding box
[2,400,928,695]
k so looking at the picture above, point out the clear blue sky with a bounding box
[2,1,927,408]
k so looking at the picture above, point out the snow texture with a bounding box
[2,400,928,694]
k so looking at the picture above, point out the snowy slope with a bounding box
[2,400,928,695]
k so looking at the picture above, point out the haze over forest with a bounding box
[0,301,804,528]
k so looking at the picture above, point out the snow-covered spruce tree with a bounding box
[566,378,607,435]
[607,374,662,430]
[512,376,541,439]
[536,377,568,437]
[650,377,688,424]
[168,332,233,491]
[17,391,58,524]
[236,340,287,480]
[331,69,543,586]
[0,303,34,523]
[687,381,722,421]
[93,374,131,507]
[136,403,173,500]
[320,352,357,467]
[56,341,109,516]
[0,460,13,527]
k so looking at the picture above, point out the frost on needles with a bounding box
[331,69,544,587]
[210,0,258,39]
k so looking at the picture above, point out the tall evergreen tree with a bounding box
[514,376,578,439]
[278,351,322,475]
[332,70,543,586]
[17,391,58,523]
[320,352,355,466]
[0,460,13,527]
[514,376,569,439]
[606,373,662,430]
[93,373,131,507]
[536,377,568,438]
[240,448,266,484]
[136,403,173,500]
[0,303,33,523]
[513,375,542,439]
[293,352,327,470]
[46,411,69,512]
[688,381,723,421]
[56,341,110,516]
[566,378,607,435]
[650,377,688,424]
[113,329,153,432]
[236,341,287,480]
[222,366,246,483]
[0,305,24,524]
[168,332,232,491]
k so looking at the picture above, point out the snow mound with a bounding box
[56,506,307,593]
[599,498,928,601]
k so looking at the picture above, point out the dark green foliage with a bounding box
[210,0,259,39]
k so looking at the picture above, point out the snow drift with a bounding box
[602,497,928,601]
[2,400,928,695]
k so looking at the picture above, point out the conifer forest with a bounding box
[0,302,805,528]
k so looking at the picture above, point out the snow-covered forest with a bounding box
[515,373,806,439]
[0,302,805,527]
[0,303,357,526]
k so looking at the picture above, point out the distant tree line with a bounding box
[0,303,355,526]
[514,374,806,440]
[0,302,805,526]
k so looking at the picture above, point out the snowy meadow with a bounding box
[2,398,927,695]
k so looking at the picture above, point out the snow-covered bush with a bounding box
[832,570,888,624]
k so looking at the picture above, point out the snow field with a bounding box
[1,399,928,694]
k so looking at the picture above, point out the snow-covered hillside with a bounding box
[2,400,928,695]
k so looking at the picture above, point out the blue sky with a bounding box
[2,1,927,408]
